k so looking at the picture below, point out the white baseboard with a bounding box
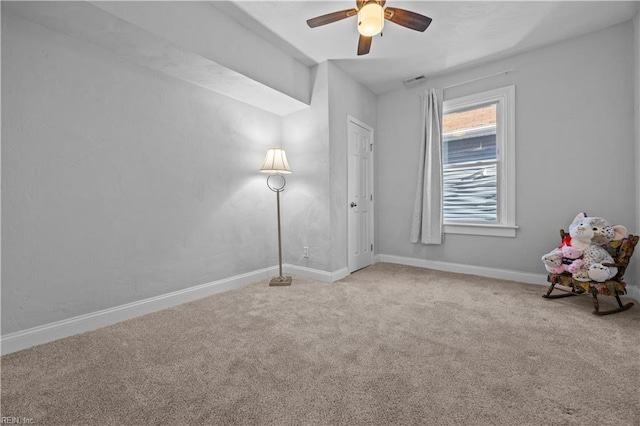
[284,264,349,283]
[8,257,526,355]
[626,286,640,303]
[375,254,640,304]
[0,263,349,356]
[375,254,549,286]
[3,259,636,356]
[332,267,350,282]
[1,266,279,356]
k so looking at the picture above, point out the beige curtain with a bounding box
[410,88,443,245]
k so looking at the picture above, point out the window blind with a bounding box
[443,161,497,221]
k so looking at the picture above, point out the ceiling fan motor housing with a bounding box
[307,0,431,56]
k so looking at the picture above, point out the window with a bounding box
[442,85,516,237]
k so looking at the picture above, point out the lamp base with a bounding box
[269,276,292,286]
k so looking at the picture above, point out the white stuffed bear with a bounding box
[566,212,627,282]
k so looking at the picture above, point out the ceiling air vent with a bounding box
[403,75,427,89]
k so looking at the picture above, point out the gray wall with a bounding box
[1,12,379,335]
[282,63,332,272]
[377,22,636,278]
[327,63,377,273]
[281,62,378,275]
[1,13,283,334]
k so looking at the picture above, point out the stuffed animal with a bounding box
[565,212,627,282]
[541,234,584,274]
[541,251,564,274]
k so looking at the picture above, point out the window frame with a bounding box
[442,85,517,238]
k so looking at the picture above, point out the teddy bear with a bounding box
[541,234,584,274]
[564,212,627,282]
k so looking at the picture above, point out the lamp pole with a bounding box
[267,173,291,286]
[275,188,285,280]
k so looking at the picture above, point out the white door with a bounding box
[347,117,374,273]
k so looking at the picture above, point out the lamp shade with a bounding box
[259,148,292,174]
[358,2,384,37]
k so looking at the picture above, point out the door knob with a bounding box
[350,202,357,208]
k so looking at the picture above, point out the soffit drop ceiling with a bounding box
[5,1,639,103]
[226,1,640,94]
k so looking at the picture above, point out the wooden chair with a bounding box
[542,230,639,315]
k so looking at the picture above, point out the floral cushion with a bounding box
[549,273,626,295]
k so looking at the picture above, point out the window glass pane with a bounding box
[442,103,497,222]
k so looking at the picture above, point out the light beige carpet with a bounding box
[1,263,639,425]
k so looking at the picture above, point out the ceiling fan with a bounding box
[306,0,432,56]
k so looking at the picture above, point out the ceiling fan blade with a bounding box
[384,7,432,32]
[307,9,358,28]
[357,35,372,56]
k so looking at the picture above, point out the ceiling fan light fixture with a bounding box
[357,2,384,37]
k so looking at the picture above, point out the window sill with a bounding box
[444,223,518,238]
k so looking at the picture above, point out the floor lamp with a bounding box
[260,148,292,286]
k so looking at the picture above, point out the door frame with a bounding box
[347,115,375,274]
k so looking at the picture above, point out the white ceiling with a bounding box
[220,1,639,94]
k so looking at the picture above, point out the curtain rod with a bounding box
[441,69,514,90]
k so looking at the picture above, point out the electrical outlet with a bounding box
[303,247,309,258]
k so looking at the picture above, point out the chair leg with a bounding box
[542,280,576,299]
[591,289,600,315]
[592,292,635,316]
[542,276,634,315]
[541,281,555,298]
